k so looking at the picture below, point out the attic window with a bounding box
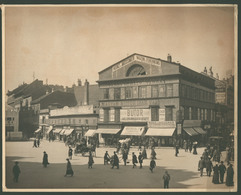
[126,64,146,77]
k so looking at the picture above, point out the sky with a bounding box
[4,5,236,93]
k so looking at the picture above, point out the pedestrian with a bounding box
[183,140,188,152]
[138,152,144,169]
[163,170,171,188]
[138,142,142,151]
[218,161,226,183]
[175,145,179,157]
[206,157,213,177]
[33,139,37,148]
[226,163,234,186]
[193,142,198,155]
[104,151,110,165]
[132,152,138,168]
[151,148,157,159]
[202,149,208,161]
[42,151,49,168]
[68,146,73,160]
[88,151,94,168]
[122,150,128,166]
[64,158,74,177]
[212,164,219,184]
[37,138,40,147]
[111,151,119,169]
[142,147,147,159]
[12,161,21,183]
[198,157,205,177]
[189,142,193,153]
[149,158,156,173]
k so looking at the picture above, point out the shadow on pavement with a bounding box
[5,156,200,189]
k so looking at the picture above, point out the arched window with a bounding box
[126,64,146,77]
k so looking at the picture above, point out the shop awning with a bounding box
[64,128,74,136]
[183,128,199,136]
[145,128,175,136]
[59,129,66,135]
[34,128,41,133]
[193,127,206,135]
[46,126,53,134]
[84,129,96,137]
[121,126,145,136]
[95,128,121,134]
[53,128,62,134]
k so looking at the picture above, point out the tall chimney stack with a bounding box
[167,54,172,62]
[84,79,89,105]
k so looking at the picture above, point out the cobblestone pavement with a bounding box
[3,140,236,192]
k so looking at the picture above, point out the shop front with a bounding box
[120,126,146,146]
[182,120,207,146]
[145,121,176,147]
[84,129,98,145]
[46,126,53,140]
[52,128,62,140]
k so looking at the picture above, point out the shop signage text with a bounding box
[148,121,176,128]
[120,109,150,122]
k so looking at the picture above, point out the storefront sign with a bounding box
[159,109,165,121]
[148,121,176,128]
[120,109,150,122]
[50,105,94,116]
[100,99,160,107]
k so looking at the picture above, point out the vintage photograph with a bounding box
[2,4,237,192]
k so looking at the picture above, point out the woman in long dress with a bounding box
[64,158,74,177]
[42,151,49,168]
[226,164,234,186]
[212,164,219,184]
[88,151,94,168]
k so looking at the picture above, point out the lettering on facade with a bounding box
[100,99,160,107]
[121,109,150,122]
[50,105,94,117]
[112,54,161,73]
[148,121,176,128]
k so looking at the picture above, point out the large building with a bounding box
[96,53,216,147]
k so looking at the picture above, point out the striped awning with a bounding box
[34,128,41,133]
[46,126,53,134]
[121,126,145,136]
[183,128,199,136]
[145,128,175,136]
[59,129,66,135]
[193,127,206,135]
[95,128,121,134]
[53,128,62,134]
[84,129,96,137]
[64,128,74,136]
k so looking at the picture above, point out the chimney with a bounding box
[84,79,89,105]
[78,79,82,86]
[167,54,172,62]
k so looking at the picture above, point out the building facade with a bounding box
[97,53,216,146]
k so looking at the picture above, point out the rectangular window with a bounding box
[189,107,192,120]
[205,109,207,120]
[151,107,159,121]
[159,85,165,97]
[138,86,147,98]
[104,109,109,122]
[197,108,200,120]
[103,88,109,99]
[133,86,138,98]
[86,119,88,124]
[165,106,173,121]
[152,85,158,98]
[201,109,204,120]
[115,108,120,122]
[114,88,121,100]
[166,84,173,97]
[125,87,132,99]
[121,88,125,99]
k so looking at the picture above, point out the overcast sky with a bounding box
[4,5,236,93]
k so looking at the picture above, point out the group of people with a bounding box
[32,138,41,148]
[183,140,198,155]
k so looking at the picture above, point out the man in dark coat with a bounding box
[68,146,73,160]
[149,158,156,173]
[122,150,128,166]
[111,151,119,169]
[226,163,234,186]
[193,143,197,155]
[175,145,179,157]
[33,139,37,148]
[88,151,94,168]
[163,170,171,188]
[42,151,49,168]
[198,157,205,176]
[218,161,226,183]
[64,158,74,176]
[12,161,21,182]
[37,138,40,147]
[138,152,144,169]
[212,164,219,184]
[132,152,138,168]
[206,157,213,177]
[142,147,147,159]
[151,148,157,159]
[104,151,110,165]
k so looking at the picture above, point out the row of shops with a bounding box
[35,120,208,147]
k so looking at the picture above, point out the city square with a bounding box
[4,140,235,191]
